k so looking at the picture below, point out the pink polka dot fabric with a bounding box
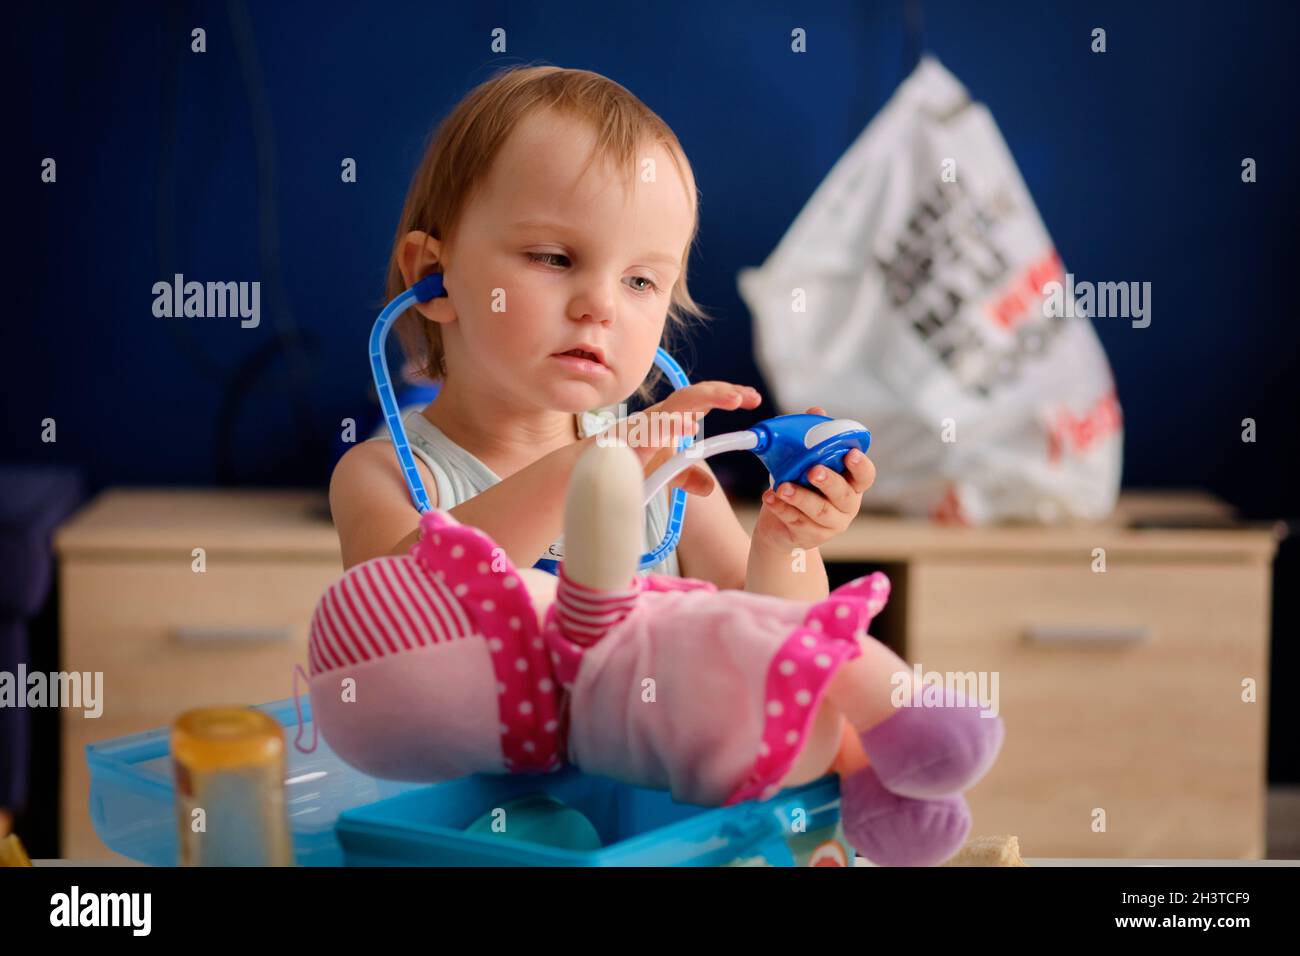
[411,509,563,774]
[725,572,892,805]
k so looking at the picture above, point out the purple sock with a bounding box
[840,765,971,867]
[858,692,1004,799]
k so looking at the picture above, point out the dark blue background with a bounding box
[7,1,1299,778]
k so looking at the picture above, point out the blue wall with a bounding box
[8,1,1299,767]
[10,0,1298,502]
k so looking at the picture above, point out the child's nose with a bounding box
[568,282,618,325]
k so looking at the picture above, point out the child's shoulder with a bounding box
[330,440,439,568]
[331,439,438,510]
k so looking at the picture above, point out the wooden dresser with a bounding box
[53,489,343,860]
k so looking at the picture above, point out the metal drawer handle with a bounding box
[1024,625,1149,645]
[173,625,294,644]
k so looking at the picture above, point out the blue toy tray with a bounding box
[337,767,853,867]
[86,698,855,867]
[86,697,422,866]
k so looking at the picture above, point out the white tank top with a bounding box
[368,407,681,578]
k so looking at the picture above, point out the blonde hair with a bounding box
[385,64,710,406]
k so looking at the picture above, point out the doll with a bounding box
[306,441,1004,866]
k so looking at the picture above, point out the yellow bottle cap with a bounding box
[0,833,33,867]
[172,707,285,773]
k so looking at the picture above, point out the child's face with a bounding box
[441,109,695,415]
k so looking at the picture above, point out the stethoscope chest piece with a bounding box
[749,414,872,490]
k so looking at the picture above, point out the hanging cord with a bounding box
[292,665,318,754]
[157,4,326,485]
[156,3,230,385]
[903,0,923,76]
[219,0,325,483]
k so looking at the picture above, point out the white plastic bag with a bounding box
[738,57,1122,524]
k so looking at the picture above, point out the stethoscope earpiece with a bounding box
[412,271,446,303]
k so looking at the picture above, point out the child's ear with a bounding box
[399,230,456,324]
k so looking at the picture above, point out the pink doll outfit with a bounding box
[545,567,888,805]
[307,508,890,807]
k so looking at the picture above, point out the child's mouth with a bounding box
[551,348,611,376]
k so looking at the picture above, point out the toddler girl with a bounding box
[328,65,877,600]
[312,66,1003,864]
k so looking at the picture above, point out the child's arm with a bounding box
[330,387,728,567]
[670,463,749,590]
[672,475,832,599]
[744,527,831,600]
[330,435,602,572]
[330,382,752,571]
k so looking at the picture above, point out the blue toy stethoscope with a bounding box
[371,274,871,572]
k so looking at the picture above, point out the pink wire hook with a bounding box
[292,664,318,753]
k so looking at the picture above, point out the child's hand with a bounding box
[753,406,876,553]
[625,381,763,497]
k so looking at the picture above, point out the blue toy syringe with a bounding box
[371,277,869,572]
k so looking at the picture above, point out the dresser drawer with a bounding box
[60,558,341,719]
[907,561,1270,858]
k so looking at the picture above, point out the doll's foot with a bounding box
[839,765,970,867]
[858,693,1004,799]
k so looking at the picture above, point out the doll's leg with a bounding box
[777,635,931,788]
[780,636,967,786]
[779,696,973,867]
[817,645,983,867]
[552,442,645,646]
[777,695,847,789]
[839,766,972,867]
[307,555,509,781]
[823,635,1004,799]
[827,636,923,729]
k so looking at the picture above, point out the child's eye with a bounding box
[527,252,570,268]
[625,275,659,295]
[528,253,659,296]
